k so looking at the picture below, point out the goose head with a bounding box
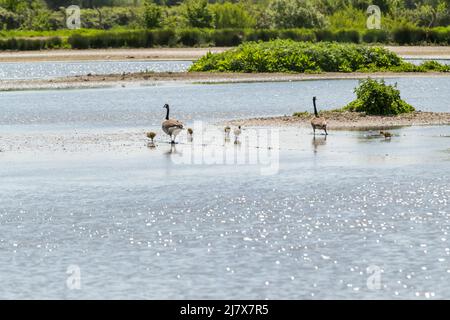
[163,103,169,109]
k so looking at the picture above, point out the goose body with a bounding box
[380,131,392,139]
[234,126,242,144]
[224,126,231,139]
[311,97,328,135]
[162,104,184,144]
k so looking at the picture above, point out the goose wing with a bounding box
[311,117,327,128]
[162,119,184,135]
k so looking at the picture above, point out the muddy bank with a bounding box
[2,71,450,91]
[0,48,227,62]
[1,46,450,62]
[226,111,450,130]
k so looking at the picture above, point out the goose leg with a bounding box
[324,127,328,135]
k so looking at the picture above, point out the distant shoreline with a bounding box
[2,71,450,91]
[1,46,450,63]
[225,111,450,131]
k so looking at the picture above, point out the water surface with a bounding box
[1,78,450,299]
[0,60,191,80]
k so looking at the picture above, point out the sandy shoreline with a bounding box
[2,71,450,91]
[226,111,450,130]
[0,46,450,62]
[0,48,228,62]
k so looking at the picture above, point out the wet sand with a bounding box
[2,71,450,91]
[0,48,228,62]
[226,111,450,130]
[0,46,450,62]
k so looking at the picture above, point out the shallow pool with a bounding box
[0,78,450,299]
[0,60,192,80]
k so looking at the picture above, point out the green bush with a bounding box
[68,33,90,49]
[362,29,390,43]
[179,28,209,46]
[245,29,280,42]
[335,29,361,43]
[279,29,316,41]
[189,40,405,73]
[392,26,427,44]
[212,29,245,46]
[343,78,415,115]
[0,36,63,50]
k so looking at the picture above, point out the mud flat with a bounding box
[2,71,450,91]
[0,48,228,62]
[1,46,450,62]
[226,111,450,130]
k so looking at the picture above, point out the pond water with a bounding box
[0,58,448,81]
[405,58,450,66]
[0,60,192,80]
[1,77,450,299]
[1,77,449,131]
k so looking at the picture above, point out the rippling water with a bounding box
[1,77,450,131]
[1,78,450,299]
[405,58,450,66]
[0,60,192,80]
[0,58,448,81]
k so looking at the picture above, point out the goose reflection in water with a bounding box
[312,135,327,153]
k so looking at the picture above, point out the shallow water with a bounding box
[1,77,450,132]
[0,60,191,80]
[0,58,448,81]
[405,58,450,66]
[1,78,450,299]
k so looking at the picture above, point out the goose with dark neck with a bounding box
[162,104,184,144]
[310,97,328,135]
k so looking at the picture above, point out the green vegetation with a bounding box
[1,0,450,50]
[189,40,450,73]
[344,78,416,115]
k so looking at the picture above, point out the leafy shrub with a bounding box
[210,2,256,28]
[183,0,213,28]
[343,78,415,115]
[418,60,450,72]
[178,28,209,46]
[392,26,427,44]
[0,36,63,50]
[362,29,390,43]
[212,29,244,46]
[245,29,280,42]
[0,7,20,29]
[189,40,405,73]
[143,0,162,28]
[335,29,360,43]
[279,29,316,41]
[268,0,326,29]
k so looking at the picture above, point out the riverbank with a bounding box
[0,48,228,62]
[2,71,450,91]
[226,111,450,130]
[1,46,450,62]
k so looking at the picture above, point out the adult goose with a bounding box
[162,104,184,144]
[234,126,242,144]
[311,97,328,135]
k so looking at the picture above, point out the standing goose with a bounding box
[224,126,231,140]
[234,125,242,144]
[311,97,328,135]
[162,104,184,144]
